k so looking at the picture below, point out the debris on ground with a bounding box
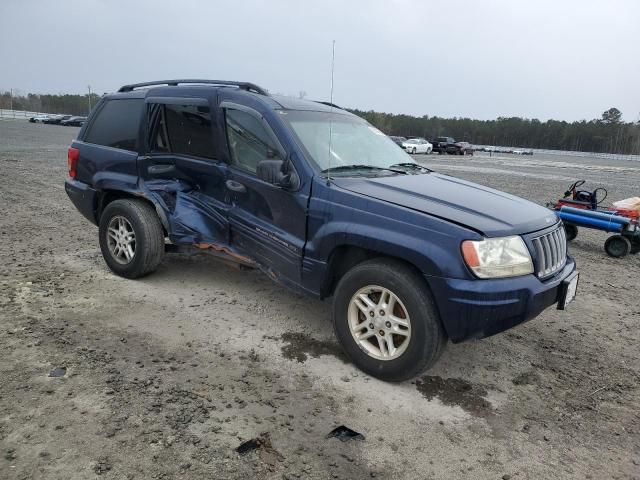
[48,367,66,377]
[93,457,112,475]
[236,432,273,455]
[235,432,284,467]
[512,371,541,386]
[326,425,365,442]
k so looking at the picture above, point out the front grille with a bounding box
[532,225,567,278]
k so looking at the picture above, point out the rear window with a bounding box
[84,99,144,151]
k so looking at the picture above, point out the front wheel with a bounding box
[332,259,447,382]
[99,199,165,278]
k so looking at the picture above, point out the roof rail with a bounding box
[117,79,269,95]
[316,101,343,110]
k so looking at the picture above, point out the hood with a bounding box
[332,172,558,236]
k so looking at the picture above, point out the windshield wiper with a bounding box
[320,164,406,175]
[389,162,432,173]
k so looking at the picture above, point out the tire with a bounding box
[427,147,432,154]
[412,147,417,154]
[99,199,165,278]
[604,235,631,258]
[332,258,447,382]
[564,223,578,242]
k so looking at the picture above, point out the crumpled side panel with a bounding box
[143,180,229,245]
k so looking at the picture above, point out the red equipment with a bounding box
[551,180,638,220]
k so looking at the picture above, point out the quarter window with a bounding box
[84,99,144,151]
[151,104,216,159]
[225,109,282,174]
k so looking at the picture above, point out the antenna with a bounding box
[327,40,336,185]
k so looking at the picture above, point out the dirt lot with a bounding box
[1,120,638,480]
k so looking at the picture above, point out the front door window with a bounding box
[224,109,283,174]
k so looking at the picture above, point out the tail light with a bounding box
[68,147,79,178]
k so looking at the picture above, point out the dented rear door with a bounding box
[139,95,231,245]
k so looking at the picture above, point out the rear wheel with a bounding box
[332,259,447,382]
[412,147,417,154]
[564,223,578,242]
[99,199,165,278]
[604,235,631,258]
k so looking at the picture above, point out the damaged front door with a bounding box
[139,96,230,245]
[222,104,308,286]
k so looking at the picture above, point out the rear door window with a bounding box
[84,99,144,151]
[150,104,216,159]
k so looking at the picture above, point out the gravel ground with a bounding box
[1,120,639,480]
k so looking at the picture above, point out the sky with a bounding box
[1,0,639,122]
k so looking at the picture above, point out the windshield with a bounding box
[281,110,416,174]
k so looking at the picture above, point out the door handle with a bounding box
[226,180,247,193]
[148,164,175,175]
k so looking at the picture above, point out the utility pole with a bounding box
[10,88,14,117]
[88,85,92,113]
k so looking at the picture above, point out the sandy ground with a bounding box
[0,120,639,480]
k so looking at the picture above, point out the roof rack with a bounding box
[117,79,269,95]
[316,101,343,110]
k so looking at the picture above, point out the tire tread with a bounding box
[333,258,447,382]
[99,199,164,278]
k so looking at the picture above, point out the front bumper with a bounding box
[428,258,577,343]
[65,178,98,225]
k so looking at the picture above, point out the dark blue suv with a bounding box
[65,79,578,381]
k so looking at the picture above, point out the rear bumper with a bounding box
[65,178,98,225]
[428,258,577,343]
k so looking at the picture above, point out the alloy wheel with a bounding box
[348,285,412,361]
[107,216,136,264]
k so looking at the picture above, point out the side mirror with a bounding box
[257,159,300,190]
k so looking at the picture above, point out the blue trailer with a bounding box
[555,206,640,257]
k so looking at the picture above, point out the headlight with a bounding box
[461,236,533,279]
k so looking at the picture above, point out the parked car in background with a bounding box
[29,114,51,123]
[61,116,87,127]
[432,137,462,155]
[42,115,62,124]
[402,138,432,154]
[44,115,73,125]
[456,142,474,155]
[389,136,407,148]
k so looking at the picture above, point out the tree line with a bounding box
[2,90,638,155]
[349,106,640,155]
[0,91,101,117]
